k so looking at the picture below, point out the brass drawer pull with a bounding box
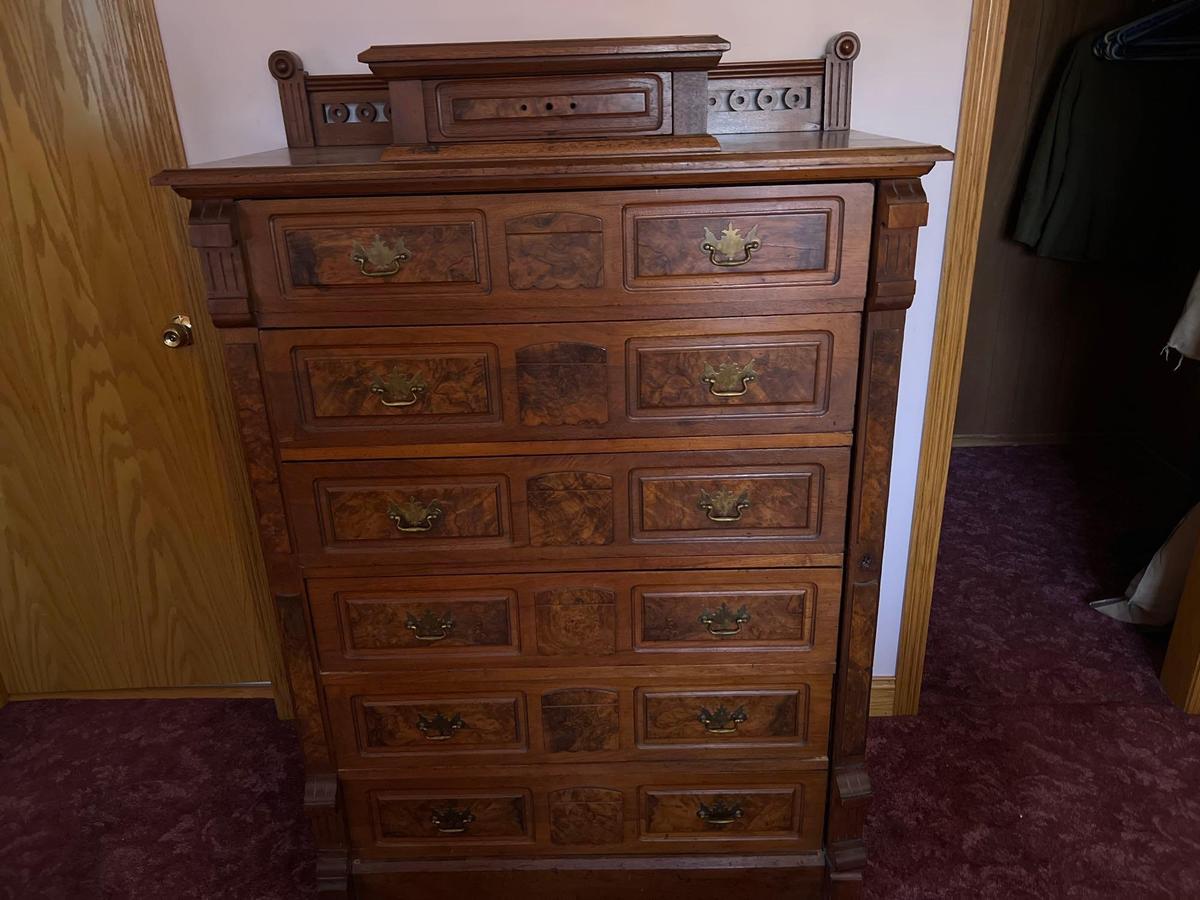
[387,497,443,533]
[350,234,411,277]
[417,711,466,741]
[369,367,426,408]
[701,223,761,267]
[405,610,455,641]
[700,360,757,397]
[698,602,751,637]
[697,798,744,827]
[696,704,748,735]
[431,805,475,834]
[698,488,750,523]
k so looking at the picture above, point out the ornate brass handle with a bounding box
[369,367,426,408]
[698,602,751,637]
[701,360,757,398]
[405,609,455,642]
[431,805,475,834]
[350,234,411,277]
[387,497,443,533]
[697,798,744,827]
[701,223,761,268]
[417,711,466,741]
[697,705,748,735]
[698,488,751,523]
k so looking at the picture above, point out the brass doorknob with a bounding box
[162,315,193,348]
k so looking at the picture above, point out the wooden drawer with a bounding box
[343,762,827,857]
[324,670,831,768]
[282,448,849,570]
[308,568,841,671]
[260,314,859,449]
[240,185,871,326]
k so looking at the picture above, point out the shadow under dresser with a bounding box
[154,31,950,899]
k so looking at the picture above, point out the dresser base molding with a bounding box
[353,853,825,900]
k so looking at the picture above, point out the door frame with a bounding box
[891,0,1011,715]
[891,0,1200,717]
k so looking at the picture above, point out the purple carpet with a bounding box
[866,445,1200,898]
[1,445,1198,898]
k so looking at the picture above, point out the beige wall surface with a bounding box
[154,0,974,675]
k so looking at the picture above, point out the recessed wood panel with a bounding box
[296,345,500,424]
[636,585,818,650]
[541,688,620,753]
[307,569,840,671]
[634,466,825,541]
[527,472,614,547]
[637,687,811,748]
[371,790,532,845]
[534,588,617,657]
[516,342,608,426]
[642,787,802,841]
[428,73,670,141]
[283,449,848,568]
[505,213,604,291]
[624,189,870,292]
[280,215,486,292]
[326,587,519,659]
[353,693,526,755]
[548,788,624,845]
[630,330,838,420]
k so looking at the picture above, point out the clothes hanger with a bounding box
[1094,0,1200,60]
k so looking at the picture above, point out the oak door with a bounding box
[0,0,282,696]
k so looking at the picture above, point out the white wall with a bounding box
[155,0,972,676]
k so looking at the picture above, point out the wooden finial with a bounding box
[824,32,861,130]
[268,50,315,147]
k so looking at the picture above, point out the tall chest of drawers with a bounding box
[156,33,949,899]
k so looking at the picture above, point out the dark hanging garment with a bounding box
[1014,34,1200,264]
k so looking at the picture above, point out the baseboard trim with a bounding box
[869,676,896,717]
[7,683,274,702]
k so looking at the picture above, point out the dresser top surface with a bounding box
[155,130,952,199]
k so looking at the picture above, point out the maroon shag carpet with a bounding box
[1,446,1198,899]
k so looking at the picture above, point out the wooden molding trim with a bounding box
[1162,533,1200,714]
[893,0,1010,717]
[8,684,274,702]
[0,671,8,708]
[869,676,896,717]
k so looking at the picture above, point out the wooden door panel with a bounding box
[0,0,279,693]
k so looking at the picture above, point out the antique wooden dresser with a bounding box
[156,33,949,899]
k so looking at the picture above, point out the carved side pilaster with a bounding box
[823,32,860,131]
[189,200,252,327]
[825,178,929,899]
[269,50,316,148]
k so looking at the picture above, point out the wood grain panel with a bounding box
[0,0,278,693]
[548,788,624,846]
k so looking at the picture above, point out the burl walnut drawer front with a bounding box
[239,184,871,325]
[260,314,859,448]
[343,765,827,857]
[282,448,849,569]
[307,568,841,671]
[325,673,830,768]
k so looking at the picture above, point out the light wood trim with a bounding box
[1162,533,1200,714]
[893,0,1010,716]
[8,684,275,702]
[869,676,896,717]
